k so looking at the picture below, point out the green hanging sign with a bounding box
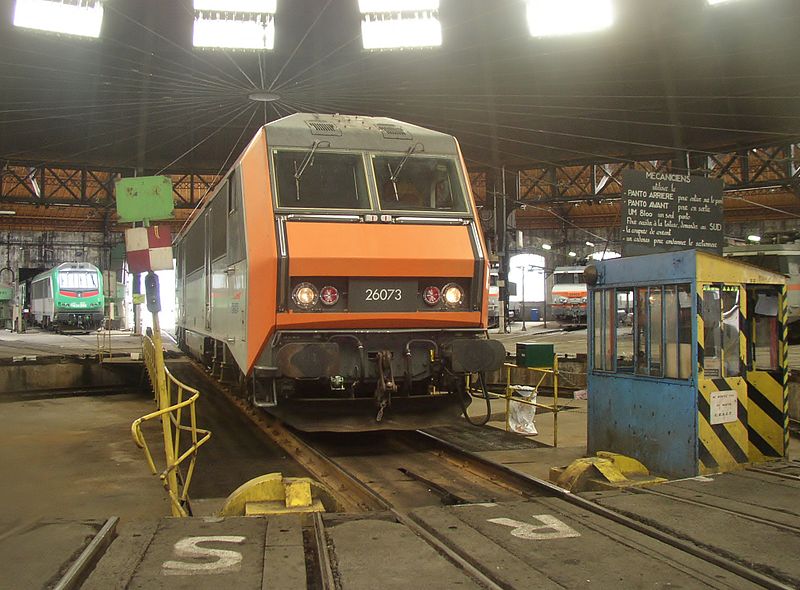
[115,175,174,223]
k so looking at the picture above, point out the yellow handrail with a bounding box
[467,359,561,447]
[133,332,211,517]
[96,328,111,363]
[504,359,560,448]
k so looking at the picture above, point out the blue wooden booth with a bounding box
[587,249,788,478]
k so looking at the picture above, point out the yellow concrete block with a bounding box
[246,499,325,516]
[592,459,628,483]
[219,473,286,517]
[596,451,650,476]
[284,479,313,508]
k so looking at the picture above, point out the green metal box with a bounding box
[516,342,555,368]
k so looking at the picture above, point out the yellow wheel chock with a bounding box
[219,473,328,516]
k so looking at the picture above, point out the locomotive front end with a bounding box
[258,115,504,429]
[174,114,505,431]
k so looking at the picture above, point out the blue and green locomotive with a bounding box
[30,262,105,331]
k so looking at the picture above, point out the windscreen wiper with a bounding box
[388,142,423,200]
[293,140,330,201]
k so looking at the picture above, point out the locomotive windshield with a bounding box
[58,271,98,290]
[554,272,584,285]
[373,156,468,213]
[274,150,371,210]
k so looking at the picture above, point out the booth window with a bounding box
[722,286,741,377]
[665,285,692,379]
[617,288,634,372]
[703,286,722,377]
[592,288,615,371]
[631,284,691,379]
[703,284,742,378]
[594,283,690,379]
[635,286,663,377]
[752,290,780,370]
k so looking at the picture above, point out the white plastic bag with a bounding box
[508,385,537,435]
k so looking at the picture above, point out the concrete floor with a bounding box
[0,328,177,360]
[0,392,169,589]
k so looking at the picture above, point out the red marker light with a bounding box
[423,285,440,306]
[320,285,339,306]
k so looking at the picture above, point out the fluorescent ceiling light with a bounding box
[707,0,745,5]
[747,234,762,242]
[195,0,277,10]
[359,0,441,50]
[359,0,439,10]
[526,0,614,38]
[13,0,104,39]
[193,0,276,50]
[361,15,441,50]
[542,243,552,250]
[0,211,16,216]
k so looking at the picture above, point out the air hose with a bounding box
[458,371,492,427]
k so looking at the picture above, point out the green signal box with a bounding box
[115,175,174,223]
[516,342,555,368]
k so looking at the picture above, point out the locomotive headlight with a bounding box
[292,282,319,309]
[442,283,464,307]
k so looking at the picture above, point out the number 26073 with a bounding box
[365,288,402,302]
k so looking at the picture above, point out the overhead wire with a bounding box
[268,0,336,91]
[102,2,254,90]
[2,95,249,161]
[290,92,800,139]
[173,102,261,237]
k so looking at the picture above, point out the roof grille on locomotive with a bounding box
[306,121,342,136]
[376,123,412,140]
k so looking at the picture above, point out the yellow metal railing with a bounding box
[96,327,111,363]
[503,360,560,447]
[132,331,211,517]
[467,359,561,447]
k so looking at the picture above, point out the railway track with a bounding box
[194,360,793,589]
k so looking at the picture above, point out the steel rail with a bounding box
[628,486,800,536]
[312,513,337,590]
[746,466,800,482]
[205,371,390,513]
[199,354,792,590]
[52,517,119,590]
[417,430,796,590]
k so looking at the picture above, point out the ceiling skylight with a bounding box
[358,0,442,51]
[13,0,104,39]
[193,0,277,50]
[526,0,614,38]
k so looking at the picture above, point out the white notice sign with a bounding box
[710,390,738,425]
